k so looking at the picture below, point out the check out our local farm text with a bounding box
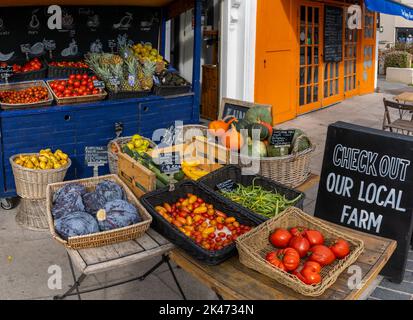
[326,144,411,233]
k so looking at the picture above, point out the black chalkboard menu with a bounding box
[0,5,160,62]
[222,103,250,120]
[315,122,413,283]
[324,6,343,63]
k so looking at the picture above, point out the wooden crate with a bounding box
[117,143,222,199]
[193,136,230,164]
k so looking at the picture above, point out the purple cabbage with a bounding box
[95,180,125,202]
[53,183,87,205]
[97,199,141,231]
[52,192,85,219]
[82,192,106,216]
[54,211,99,240]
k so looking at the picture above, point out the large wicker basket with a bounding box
[232,136,315,188]
[10,154,71,199]
[46,174,152,249]
[107,136,156,174]
[236,207,364,297]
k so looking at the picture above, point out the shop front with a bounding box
[254,0,377,124]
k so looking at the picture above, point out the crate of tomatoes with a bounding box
[0,58,47,83]
[236,207,364,296]
[46,58,92,79]
[140,180,260,265]
[0,80,53,110]
[46,73,107,105]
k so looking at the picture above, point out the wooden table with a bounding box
[394,92,413,103]
[169,174,397,300]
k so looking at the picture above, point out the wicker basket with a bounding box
[10,154,71,199]
[236,207,364,297]
[232,136,316,188]
[107,136,157,174]
[46,174,153,250]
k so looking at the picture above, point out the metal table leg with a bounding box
[54,253,87,300]
[165,255,187,300]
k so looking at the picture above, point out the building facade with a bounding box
[220,0,378,124]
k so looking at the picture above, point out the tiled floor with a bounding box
[1,78,412,300]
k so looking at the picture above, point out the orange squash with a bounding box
[208,120,229,137]
[221,124,244,151]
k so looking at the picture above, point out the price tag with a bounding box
[109,77,120,86]
[0,66,13,82]
[85,146,108,177]
[93,80,105,89]
[216,179,236,193]
[269,130,296,146]
[157,151,181,174]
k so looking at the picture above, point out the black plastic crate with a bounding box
[1,58,47,83]
[140,180,260,265]
[107,90,152,100]
[153,72,191,96]
[45,57,92,79]
[198,165,305,223]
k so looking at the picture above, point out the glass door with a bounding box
[298,3,323,114]
[359,8,376,94]
[344,26,359,97]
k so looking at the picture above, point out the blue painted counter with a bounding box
[0,93,196,197]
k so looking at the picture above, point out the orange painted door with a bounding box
[297,2,323,114]
[359,8,376,95]
[255,0,297,125]
[343,26,360,98]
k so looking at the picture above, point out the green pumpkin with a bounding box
[291,129,311,153]
[245,106,272,124]
[234,118,250,131]
[247,123,269,141]
[266,145,290,157]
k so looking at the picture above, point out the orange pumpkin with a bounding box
[223,115,238,126]
[208,120,229,137]
[221,124,244,151]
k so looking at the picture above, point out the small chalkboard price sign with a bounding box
[216,179,236,193]
[219,98,272,121]
[270,130,295,146]
[93,80,105,89]
[315,122,413,283]
[0,66,13,83]
[157,151,181,174]
[85,146,109,177]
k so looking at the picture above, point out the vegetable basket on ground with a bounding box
[140,180,260,265]
[107,135,156,175]
[199,165,305,222]
[46,174,152,250]
[236,207,364,297]
[10,153,71,199]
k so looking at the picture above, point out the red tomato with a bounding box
[265,252,286,272]
[303,261,322,273]
[330,239,350,259]
[82,74,89,80]
[269,228,292,248]
[289,236,310,257]
[309,245,336,266]
[305,230,324,246]
[290,226,308,237]
[81,80,88,86]
[59,81,66,87]
[88,83,95,90]
[68,79,74,85]
[69,74,76,80]
[276,248,300,271]
[64,89,71,95]
[57,85,65,92]
[75,74,82,80]
[301,268,322,285]
[73,81,81,88]
[292,270,307,283]
[91,75,97,81]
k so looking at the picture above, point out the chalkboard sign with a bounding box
[324,6,343,63]
[157,151,181,174]
[0,66,13,82]
[216,179,236,193]
[85,146,108,166]
[0,5,160,62]
[93,80,105,89]
[314,122,413,283]
[219,98,272,121]
[270,130,295,146]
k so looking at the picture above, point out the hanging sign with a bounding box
[314,122,413,283]
[347,5,362,30]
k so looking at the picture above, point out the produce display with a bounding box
[0,86,49,104]
[14,148,69,170]
[48,73,102,98]
[132,42,164,64]
[266,226,351,285]
[124,134,153,154]
[52,180,141,239]
[156,70,189,87]
[208,107,312,157]
[48,60,89,68]
[155,193,252,251]
[221,179,302,218]
[179,160,210,181]
[86,48,156,92]
[1,57,43,74]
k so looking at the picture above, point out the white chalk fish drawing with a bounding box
[0,51,14,61]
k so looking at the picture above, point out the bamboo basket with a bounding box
[232,135,316,188]
[236,207,364,297]
[107,136,156,175]
[10,154,71,199]
[46,174,152,249]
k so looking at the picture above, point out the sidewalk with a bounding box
[1,84,412,300]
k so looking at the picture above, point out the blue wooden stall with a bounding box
[0,0,203,203]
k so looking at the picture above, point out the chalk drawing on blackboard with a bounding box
[0,51,14,62]
[21,42,45,57]
[90,39,103,53]
[61,39,78,57]
[62,13,74,30]
[29,10,40,30]
[140,13,160,31]
[117,34,134,51]
[44,39,56,59]
[108,40,116,53]
[87,15,100,29]
[113,12,133,30]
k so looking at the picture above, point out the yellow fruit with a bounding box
[60,153,68,160]
[132,134,141,141]
[53,163,62,169]
[25,160,34,169]
[60,160,68,166]
[39,162,47,170]
[46,162,54,170]
[15,159,23,165]
[134,139,143,148]
[39,156,48,162]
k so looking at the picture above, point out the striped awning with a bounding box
[365,0,413,20]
